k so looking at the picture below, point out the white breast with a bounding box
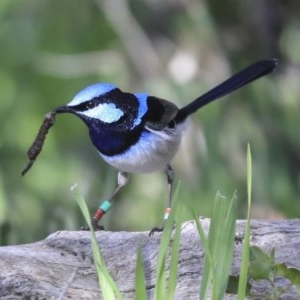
[100,123,186,173]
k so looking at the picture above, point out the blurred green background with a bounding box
[0,0,299,245]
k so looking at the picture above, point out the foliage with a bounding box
[0,1,299,244]
[196,192,237,299]
[247,246,300,299]
[238,144,253,299]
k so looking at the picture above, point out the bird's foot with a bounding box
[149,226,164,236]
[80,225,105,231]
[81,220,105,231]
[149,221,177,236]
[81,200,112,231]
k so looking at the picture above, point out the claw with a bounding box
[81,222,105,231]
[149,226,164,236]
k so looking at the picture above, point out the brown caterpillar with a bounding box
[21,111,57,176]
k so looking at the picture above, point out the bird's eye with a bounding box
[86,101,96,109]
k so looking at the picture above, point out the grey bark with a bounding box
[0,219,299,300]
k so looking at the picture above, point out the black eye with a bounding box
[86,101,96,109]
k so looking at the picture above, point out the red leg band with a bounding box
[93,208,105,222]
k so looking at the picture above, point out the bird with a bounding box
[52,59,277,234]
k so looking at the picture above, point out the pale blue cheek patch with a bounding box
[133,93,148,129]
[82,103,124,123]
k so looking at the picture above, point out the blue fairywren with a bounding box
[23,59,277,234]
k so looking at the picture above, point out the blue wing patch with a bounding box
[133,93,148,128]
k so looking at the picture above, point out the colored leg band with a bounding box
[164,207,171,221]
[93,200,112,222]
[93,209,105,222]
[100,200,112,213]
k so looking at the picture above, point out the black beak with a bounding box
[53,105,74,114]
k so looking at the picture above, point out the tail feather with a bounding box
[175,59,278,123]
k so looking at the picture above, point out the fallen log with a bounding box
[0,219,299,299]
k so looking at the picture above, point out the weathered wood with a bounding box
[0,219,299,299]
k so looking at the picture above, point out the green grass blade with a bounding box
[198,192,227,300]
[214,192,237,299]
[71,184,123,300]
[135,242,147,300]
[167,202,184,300]
[196,191,237,300]
[238,144,252,299]
[154,212,174,300]
[154,182,181,300]
[192,211,213,300]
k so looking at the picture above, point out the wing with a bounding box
[144,96,179,130]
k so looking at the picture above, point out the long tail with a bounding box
[175,59,278,123]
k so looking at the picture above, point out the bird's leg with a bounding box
[149,164,174,236]
[83,171,129,231]
[166,163,174,209]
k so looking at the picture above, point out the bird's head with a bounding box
[53,82,150,155]
[54,83,128,125]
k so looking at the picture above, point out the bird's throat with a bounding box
[88,121,143,157]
